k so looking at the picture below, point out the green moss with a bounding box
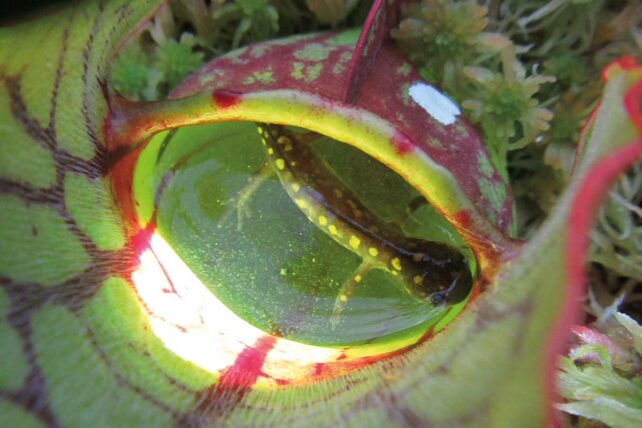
[155,37,204,89]
[110,44,151,100]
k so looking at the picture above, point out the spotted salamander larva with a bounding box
[256,123,473,314]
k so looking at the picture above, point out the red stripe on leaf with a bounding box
[130,221,156,257]
[624,82,642,133]
[199,335,277,415]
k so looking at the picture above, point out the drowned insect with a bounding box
[224,123,473,326]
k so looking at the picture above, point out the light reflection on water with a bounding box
[135,122,470,347]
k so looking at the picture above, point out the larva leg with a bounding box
[218,162,274,231]
[331,260,374,329]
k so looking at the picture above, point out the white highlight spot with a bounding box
[132,232,340,380]
[408,82,461,126]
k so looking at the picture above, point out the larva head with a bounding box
[401,241,473,307]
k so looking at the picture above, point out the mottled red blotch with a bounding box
[212,90,242,108]
[452,211,471,228]
[392,133,415,155]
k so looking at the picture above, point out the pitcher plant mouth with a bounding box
[106,21,519,281]
[122,114,480,377]
[104,15,518,381]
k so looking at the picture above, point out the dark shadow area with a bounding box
[0,0,76,26]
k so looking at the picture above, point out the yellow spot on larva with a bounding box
[368,247,379,257]
[277,136,291,145]
[261,138,267,146]
[392,258,402,271]
[354,275,362,283]
[328,225,338,235]
[349,236,361,249]
[318,215,328,226]
[391,271,399,276]
[295,198,307,209]
[268,148,274,155]
[257,127,264,135]
[339,294,348,302]
[291,183,301,192]
[414,275,422,285]
[276,159,285,170]
[285,144,293,152]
